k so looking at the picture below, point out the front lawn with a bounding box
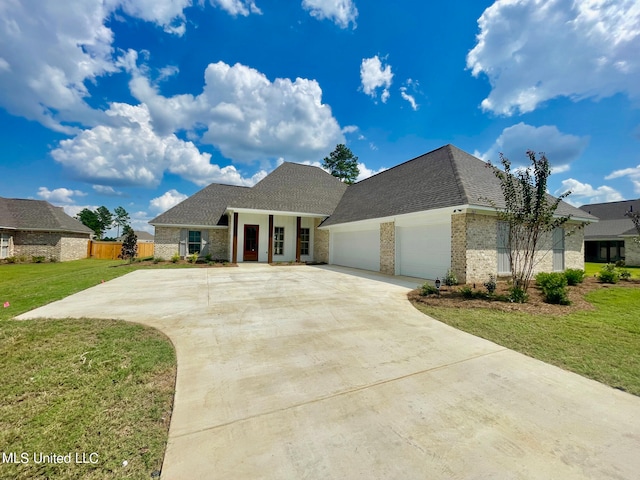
[0,259,177,479]
[412,282,640,396]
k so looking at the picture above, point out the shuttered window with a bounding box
[497,221,510,274]
[188,230,201,254]
[552,227,565,271]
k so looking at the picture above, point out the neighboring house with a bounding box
[579,199,640,266]
[117,230,155,243]
[0,197,93,261]
[150,145,595,282]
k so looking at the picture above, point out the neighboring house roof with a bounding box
[321,144,594,227]
[579,199,640,239]
[117,230,154,242]
[0,197,93,235]
[149,163,347,227]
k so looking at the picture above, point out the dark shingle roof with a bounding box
[579,199,640,239]
[0,197,93,235]
[149,163,347,226]
[321,145,593,226]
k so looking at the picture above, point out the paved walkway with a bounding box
[18,264,640,479]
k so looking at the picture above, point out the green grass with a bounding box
[585,262,640,278]
[0,260,177,479]
[413,286,640,396]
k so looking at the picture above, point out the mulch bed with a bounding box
[408,276,640,315]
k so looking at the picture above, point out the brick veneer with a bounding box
[154,227,230,260]
[451,212,585,284]
[313,218,329,263]
[624,238,640,266]
[379,221,395,275]
[12,231,89,261]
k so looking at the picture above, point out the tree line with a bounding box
[76,206,131,240]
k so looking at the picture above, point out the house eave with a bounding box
[227,207,328,218]
[150,223,228,229]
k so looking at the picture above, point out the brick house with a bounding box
[0,197,93,261]
[150,144,595,282]
[579,199,640,266]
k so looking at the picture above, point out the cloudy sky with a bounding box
[1,0,639,233]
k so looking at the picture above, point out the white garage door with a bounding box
[332,229,380,272]
[397,223,450,279]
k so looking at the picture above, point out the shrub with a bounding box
[49,256,59,263]
[205,253,213,262]
[536,272,570,305]
[508,286,529,303]
[615,260,626,268]
[171,252,180,263]
[153,257,163,264]
[32,256,46,263]
[483,274,497,295]
[5,256,17,264]
[459,285,474,299]
[564,268,585,286]
[443,269,458,286]
[597,264,619,284]
[188,252,199,264]
[420,282,439,296]
[619,269,632,281]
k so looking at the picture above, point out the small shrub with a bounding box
[49,256,59,263]
[153,257,163,264]
[5,256,17,264]
[508,286,529,303]
[17,255,28,263]
[443,269,458,286]
[615,260,626,268]
[564,268,585,286]
[597,264,619,284]
[188,252,199,264]
[483,274,497,295]
[32,256,46,263]
[536,272,570,305]
[171,252,180,263]
[618,269,632,281]
[205,253,213,262]
[459,285,474,299]
[420,282,440,296]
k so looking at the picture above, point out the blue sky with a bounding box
[1,0,639,233]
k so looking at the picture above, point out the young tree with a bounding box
[76,208,102,238]
[113,206,130,238]
[323,144,359,184]
[491,151,573,294]
[120,228,138,263]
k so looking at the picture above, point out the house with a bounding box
[579,199,640,266]
[0,197,93,261]
[150,144,595,282]
[117,230,155,243]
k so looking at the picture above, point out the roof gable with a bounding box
[579,199,640,238]
[0,197,93,234]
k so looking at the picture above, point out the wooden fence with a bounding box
[87,241,155,260]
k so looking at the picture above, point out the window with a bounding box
[552,227,565,271]
[300,228,310,256]
[274,227,284,255]
[0,233,9,259]
[497,221,510,274]
[188,230,201,254]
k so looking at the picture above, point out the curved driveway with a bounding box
[18,264,640,479]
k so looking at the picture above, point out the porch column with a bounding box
[232,212,238,263]
[296,216,301,263]
[268,215,274,264]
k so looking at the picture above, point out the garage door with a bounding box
[332,229,380,272]
[397,223,450,279]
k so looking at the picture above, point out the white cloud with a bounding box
[555,179,624,206]
[129,60,345,164]
[360,56,393,103]
[356,162,385,182]
[302,0,358,29]
[400,87,418,111]
[93,185,125,196]
[51,102,269,188]
[467,0,640,115]
[0,0,255,133]
[37,187,86,204]
[480,122,589,168]
[149,189,189,213]
[606,164,640,194]
[210,0,262,16]
[341,125,358,134]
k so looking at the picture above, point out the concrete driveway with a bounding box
[18,264,640,479]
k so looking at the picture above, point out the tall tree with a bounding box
[491,151,574,295]
[323,144,359,184]
[96,206,113,239]
[76,208,102,238]
[113,206,130,238]
[120,228,138,264]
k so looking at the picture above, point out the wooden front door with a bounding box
[243,225,259,261]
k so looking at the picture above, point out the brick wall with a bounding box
[206,229,229,261]
[450,213,468,283]
[13,231,61,260]
[59,233,90,261]
[379,221,395,275]
[625,238,640,266]
[154,227,181,260]
[313,218,329,263]
[463,213,499,284]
